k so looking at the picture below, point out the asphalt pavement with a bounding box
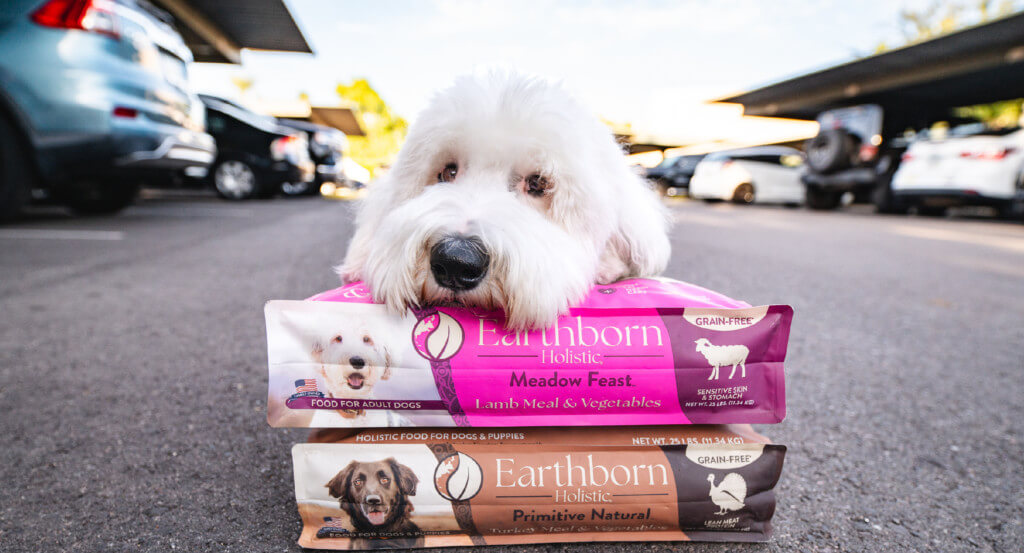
[1,193,1022,552]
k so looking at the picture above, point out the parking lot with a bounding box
[1,194,1021,552]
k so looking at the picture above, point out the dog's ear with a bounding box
[387,458,419,496]
[326,461,357,501]
[311,339,324,363]
[599,172,670,282]
[381,343,393,380]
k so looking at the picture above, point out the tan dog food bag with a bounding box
[293,424,785,549]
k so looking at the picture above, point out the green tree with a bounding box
[336,79,408,174]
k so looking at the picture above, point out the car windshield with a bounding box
[818,104,883,140]
[200,96,282,133]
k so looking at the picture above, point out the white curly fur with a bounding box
[338,71,670,329]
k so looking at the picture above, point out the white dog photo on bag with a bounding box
[339,71,671,330]
[306,312,427,428]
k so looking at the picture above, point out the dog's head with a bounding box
[312,319,395,400]
[326,458,419,529]
[339,71,670,329]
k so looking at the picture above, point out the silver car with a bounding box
[0,0,216,218]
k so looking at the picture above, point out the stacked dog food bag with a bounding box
[265,277,792,549]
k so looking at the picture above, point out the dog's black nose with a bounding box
[349,356,365,369]
[430,236,489,292]
[366,496,381,505]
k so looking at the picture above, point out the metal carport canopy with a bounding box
[716,12,1024,124]
[152,0,312,63]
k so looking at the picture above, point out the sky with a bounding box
[190,0,1022,147]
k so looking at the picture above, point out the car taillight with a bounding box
[900,152,914,162]
[959,147,1016,160]
[858,144,878,161]
[32,0,119,39]
[271,135,298,161]
[112,106,136,118]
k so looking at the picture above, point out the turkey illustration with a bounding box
[707,473,747,515]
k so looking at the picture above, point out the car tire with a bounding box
[62,180,138,215]
[0,115,33,222]
[872,180,909,214]
[731,183,755,204]
[805,185,842,210]
[212,158,267,200]
[805,129,857,174]
[1000,173,1024,222]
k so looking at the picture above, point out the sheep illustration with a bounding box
[707,473,747,515]
[694,338,749,380]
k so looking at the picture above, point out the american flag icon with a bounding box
[295,379,318,393]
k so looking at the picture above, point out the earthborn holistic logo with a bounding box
[288,378,324,401]
[434,452,483,501]
[412,312,465,362]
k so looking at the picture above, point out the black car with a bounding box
[645,154,705,196]
[275,119,347,196]
[801,104,909,212]
[199,95,314,200]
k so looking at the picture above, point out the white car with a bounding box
[892,126,1024,218]
[689,147,806,205]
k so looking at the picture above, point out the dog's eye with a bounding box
[380,476,390,485]
[437,163,458,183]
[332,335,343,344]
[525,174,549,197]
[354,477,364,487]
[362,335,373,345]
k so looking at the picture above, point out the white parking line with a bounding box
[125,206,255,218]
[0,229,125,241]
[674,210,799,230]
[890,225,1024,254]
[674,212,733,227]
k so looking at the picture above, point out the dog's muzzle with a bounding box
[430,235,489,292]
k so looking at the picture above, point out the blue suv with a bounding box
[0,0,216,219]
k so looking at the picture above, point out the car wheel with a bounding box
[280,180,312,197]
[0,115,32,222]
[732,183,755,204]
[805,129,857,174]
[62,180,138,215]
[872,184,908,214]
[213,159,262,200]
[805,185,842,210]
[1000,173,1024,222]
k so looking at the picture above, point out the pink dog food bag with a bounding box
[265,278,791,428]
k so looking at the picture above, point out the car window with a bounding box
[206,112,226,133]
[735,154,781,164]
[818,104,883,140]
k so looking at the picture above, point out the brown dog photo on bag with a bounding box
[326,458,424,550]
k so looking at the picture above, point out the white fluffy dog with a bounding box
[339,72,670,329]
[309,317,412,427]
